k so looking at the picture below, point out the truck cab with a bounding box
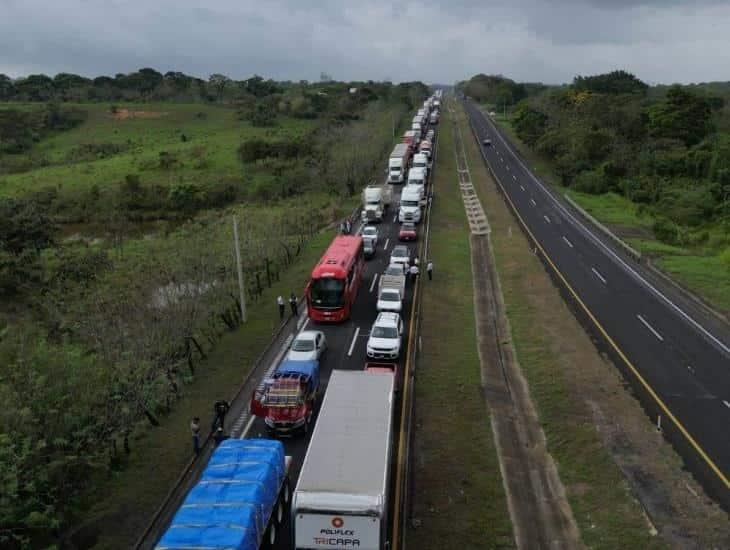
[398,186,422,224]
[407,167,427,203]
[361,186,384,222]
[412,153,429,176]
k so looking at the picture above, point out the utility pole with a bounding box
[232,216,247,323]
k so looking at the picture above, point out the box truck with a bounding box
[292,370,395,550]
[388,143,410,184]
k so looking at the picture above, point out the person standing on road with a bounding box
[212,400,230,431]
[409,263,419,282]
[345,218,352,235]
[190,417,201,455]
[426,260,433,280]
[289,292,298,317]
[277,295,285,320]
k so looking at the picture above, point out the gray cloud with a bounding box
[0,0,729,85]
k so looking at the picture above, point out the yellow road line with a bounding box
[467,108,730,489]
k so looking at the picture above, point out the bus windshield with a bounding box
[310,277,346,308]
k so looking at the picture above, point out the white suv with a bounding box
[367,312,404,360]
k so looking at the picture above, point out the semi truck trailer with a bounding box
[292,370,395,550]
[388,143,411,184]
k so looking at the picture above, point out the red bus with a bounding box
[306,235,364,322]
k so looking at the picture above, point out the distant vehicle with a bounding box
[412,152,429,174]
[250,359,320,435]
[398,186,422,224]
[292,370,395,550]
[429,111,439,124]
[287,330,327,362]
[384,263,406,276]
[364,240,376,259]
[157,439,291,550]
[399,222,417,241]
[483,138,492,147]
[419,140,432,160]
[390,244,410,267]
[427,129,435,142]
[361,183,391,223]
[361,225,379,247]
[306,235,364,322]
[377,288,402,313]
[402,130,418,150]
[367,312,404,360]
[389,143,411,184]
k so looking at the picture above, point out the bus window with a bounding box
[310,278,346,308]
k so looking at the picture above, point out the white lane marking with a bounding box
[520,185,525,191]
[239,415,256,439]
[512,174,517,181]
[478,110,729,355]
[591,267,607,284]
[637,314,664,342]
[530,198,537,206]
[384,238,390,250]
[347,326,361,357]
[543,215,551,224]
[562,236,574,248]
[301,318,310,331]
[506,164,510,171]
[393,214,397,223]
[722,400,730,409]
[370,273,379,293]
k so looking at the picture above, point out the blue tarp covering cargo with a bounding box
[273,359,319,394]
[156,439,286,550]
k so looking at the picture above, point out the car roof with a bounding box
[400,223,415,229]
[375,311,400,326]
[363,226,377,232]
[392,245,408,252]
[295,330,322,340]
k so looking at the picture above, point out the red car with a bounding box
[398,222,417,241]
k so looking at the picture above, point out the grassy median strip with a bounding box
[456,105,673,549]
[407,112,514,549]
[80,229,335,549]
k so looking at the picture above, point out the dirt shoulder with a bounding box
[456,102,729,549]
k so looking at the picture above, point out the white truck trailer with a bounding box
[292,370,395,550]
[388,143,410,184]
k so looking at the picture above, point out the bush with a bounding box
[653,217,680,244]
[168,182,200,213]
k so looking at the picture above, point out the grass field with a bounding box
[490,110,730,316]
[458,105,670,549]
[407,111,515,548]
[81,227,335,549]
[0,102,314,197]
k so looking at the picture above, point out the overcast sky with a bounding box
[1,0,729,85]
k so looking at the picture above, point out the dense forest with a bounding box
[459,71,730,266]
[0,68,428,547]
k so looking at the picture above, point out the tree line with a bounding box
[506,70,729,247]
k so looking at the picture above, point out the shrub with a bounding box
[653,217,680,244]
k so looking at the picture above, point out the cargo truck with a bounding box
[156,439,291,550]
[250,359,320,435]
[388,143,411,184]
[361,183,392,222]
[398,185,422,224]
[292,370,395,550]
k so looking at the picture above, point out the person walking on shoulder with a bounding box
[277,295,285,320]
[289,292,298,317]
[409,263,419,282]
[190,417,201,455]
[426,260,433,280]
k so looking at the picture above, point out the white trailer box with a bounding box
[293,370,395,550]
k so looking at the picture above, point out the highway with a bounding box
[245,177,422,549]
[462,98,730,506]
[139,119,437,550]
